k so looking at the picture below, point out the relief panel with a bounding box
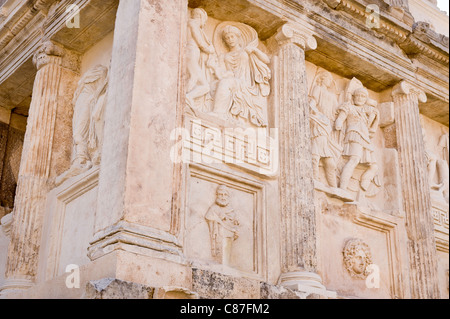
[184,164,266,280]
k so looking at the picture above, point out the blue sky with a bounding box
[437,0,449,15]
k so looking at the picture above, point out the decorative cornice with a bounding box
[322,0,449,65]
[273,23,317,51]
[400,21,449,65]
[0,0,56,51]
[392,80,427,102]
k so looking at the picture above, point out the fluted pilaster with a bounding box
[392,80,440,299]
[272,24,328,292]
[2,41,75,292]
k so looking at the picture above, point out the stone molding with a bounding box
[347,203,405,298]
[0,0,55,51]
[87,221,184,263]
[41,166,99,281]
[321,0,449,65]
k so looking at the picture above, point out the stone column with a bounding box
[1,41,79,292]
[392,81,440,299]
[87,0,189,288]
[272,24,331,295]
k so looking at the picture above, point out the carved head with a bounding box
[191,8,208,27]
[343,239,373,279]
[352,87,369,106]
[316,71,333,88]
[215,185,230,207]
[222,25,242,49]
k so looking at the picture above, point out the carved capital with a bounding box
[392,81,427,103]
[32,41,65,70]
[32,40,80,72]
[274,23,317,51]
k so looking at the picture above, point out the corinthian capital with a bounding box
[274,23,317,51]
[392,81,427,103]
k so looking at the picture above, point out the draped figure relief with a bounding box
[204,185,240,266]
[309,70,342,188]
[185,10,272,128]
[56,64,109,185]
[422,121,449,203]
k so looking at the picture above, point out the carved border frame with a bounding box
[347,204,405,299]
[39,167,99,281]
[184,163,268,282]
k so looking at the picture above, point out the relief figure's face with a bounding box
[216,189,230,207]
[223,32,239,49]
[352,251,367,275]
[353,90,368,106]
[318,74,332,88]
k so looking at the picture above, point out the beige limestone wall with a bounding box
[80,31,114,75]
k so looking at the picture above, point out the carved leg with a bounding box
[339,155,360,190]
[212,78,235,116]
[427,158,437,186]
[322,157,338,188]
[360,162,378,191]
[186,83,210,107]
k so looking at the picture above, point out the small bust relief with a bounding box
[343,238,373,279]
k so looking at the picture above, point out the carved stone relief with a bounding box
[309,70,341,188]
[343,238,373,280]
[309,75,382,201]
[421,119,449,203]
[336,79,380,192]
[185,8,272,128]
[184,165,266,279]
[204,185,240,266]
[56,64,109,185]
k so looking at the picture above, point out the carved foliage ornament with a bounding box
[343,238,373,279]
